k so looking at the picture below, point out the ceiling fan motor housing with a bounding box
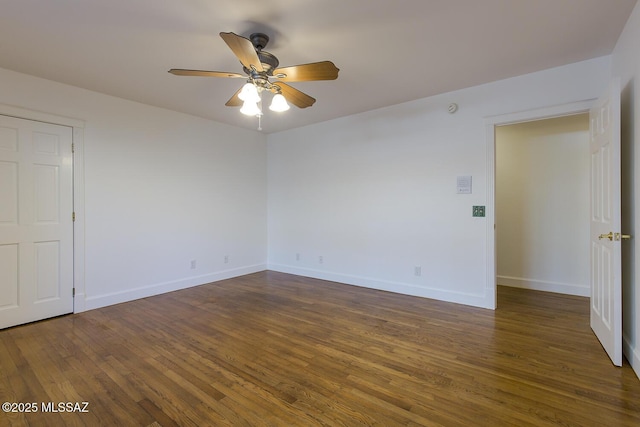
[249,33,269,50]
[243,51,279,75]
[250,33,279,74]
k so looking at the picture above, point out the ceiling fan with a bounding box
[169,32,339,117]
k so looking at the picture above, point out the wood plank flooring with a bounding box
[1,271,639,426]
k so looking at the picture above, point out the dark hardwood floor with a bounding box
[1,271,639,426]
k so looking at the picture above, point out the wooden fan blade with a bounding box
[273,61,339,82]
[225,87,243,107]
[169,69,245,78]
[219,32,264,72]
[274,82,316,108]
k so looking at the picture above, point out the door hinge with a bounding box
[72,288,76,297]
[72,212,76,222]
[72,143,75,153]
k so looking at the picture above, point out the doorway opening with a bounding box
[495,114,590,298]
[484,100,594,310]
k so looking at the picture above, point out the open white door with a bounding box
[590,78,624,366]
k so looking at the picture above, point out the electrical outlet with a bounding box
[472,206,485,217]
[224,255,229,264]
[296,253,300,261]
[414,266,422,277]
[190,260,196,269]
[319,255,324,264]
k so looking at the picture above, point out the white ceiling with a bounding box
[0,0,636,133]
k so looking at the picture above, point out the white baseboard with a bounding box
[497,275,590,297]
[82,264,267,311]
[623,334,640,380]
[268,263,494,309]
[73,292,86,313]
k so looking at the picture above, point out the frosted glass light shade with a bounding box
[238,83,260,103]
[240,100,262,116]
[269,93,290,112]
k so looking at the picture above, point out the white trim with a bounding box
[497,276,590,297]
[485,124,497,309]
[85,264,267,310]
[485,100,595,127]
[268,264,493,309]
[485,98,595,309]
[0,104,84,129]
[0,103,86,313]
[623,335,640,380]
[72,127,86,312]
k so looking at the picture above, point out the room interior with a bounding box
[2,1,640,424]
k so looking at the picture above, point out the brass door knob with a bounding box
[598,232,632,241]
[598,232,613,241]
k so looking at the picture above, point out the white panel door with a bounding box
[590,79,623,366]
[0,115,73,329]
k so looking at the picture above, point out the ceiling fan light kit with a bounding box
[169,31,339,127]
[240,99,262,116]
[269,93,290,112]
[237,80,289,115]
[238,82,261,103]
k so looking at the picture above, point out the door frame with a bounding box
[0,104,86,313]
[484,99,595,309]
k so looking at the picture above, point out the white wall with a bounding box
[496,115,590,296]
[612,0,640,378]
[0,67,268,310]
[267,57,610,309]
